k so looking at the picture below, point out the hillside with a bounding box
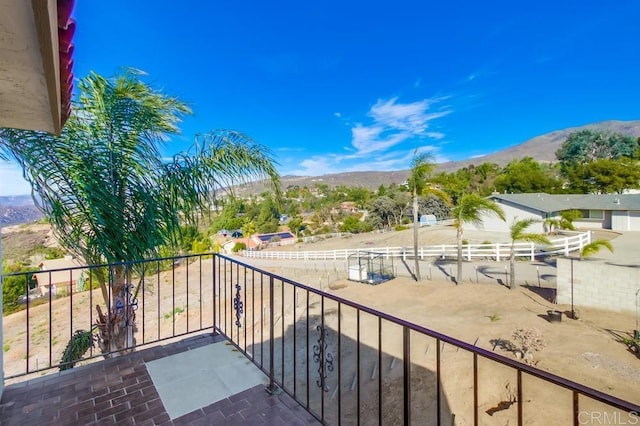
[0,195,44,227]
[3,120,640,216]
[242,119,640,192]
[435,119,640,173]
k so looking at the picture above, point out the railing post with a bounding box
[573,390,579,426]
[403,326,411,426]
[473,353,478,426]
[266,275,277,394]
[496,243,500,261]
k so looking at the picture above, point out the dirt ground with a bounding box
[244,225,640,406]
[2,224,638,424]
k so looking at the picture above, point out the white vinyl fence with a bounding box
[243,231,591,262]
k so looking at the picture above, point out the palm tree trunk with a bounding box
[95,265,137,357]
[509,252,516,290]
[413,189,420,281]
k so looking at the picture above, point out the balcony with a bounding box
[2,253,638,425]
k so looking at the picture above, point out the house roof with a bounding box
[0,0,76,135]
[33,256,84,286]
[490,193,640,213]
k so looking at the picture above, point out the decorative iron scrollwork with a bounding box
[233,283,243,327]
[312,324,334,392]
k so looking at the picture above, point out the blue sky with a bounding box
[2,1,640,195]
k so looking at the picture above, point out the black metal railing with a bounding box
[212,254,640,426]
[2,253,216,379]
[3,253,639,425]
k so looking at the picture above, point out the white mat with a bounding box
[146,341,267,419]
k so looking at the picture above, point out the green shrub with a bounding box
[232,242,246,252]
[191,239,211,254]
[43,247,66,259]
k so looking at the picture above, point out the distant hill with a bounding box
[3,120,640,224]
[241,119,640,192]
[434,119,640,173]
[0,195,43,227]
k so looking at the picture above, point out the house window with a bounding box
[579,209,604,220]
[589,210,604,220]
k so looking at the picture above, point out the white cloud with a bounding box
[351,124,411,155]
[283,96,453,177]
[334,112,341,118]
[425,131,445,140]
[0,161,32,196]
[284,143,451,177]
[349,97,451,157]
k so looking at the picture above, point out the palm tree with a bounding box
[452,194,505,283]
[543,218,560,235]
[1,70,280,356]
[580,239,613,260]
[559,209,582,230]
[508,218,550,289]
[407,150,450,280]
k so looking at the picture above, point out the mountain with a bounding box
[0,195,44,227]
[3,120,640,222]
[237,120,640,192]
[434,120,640,173]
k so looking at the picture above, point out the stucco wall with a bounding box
[467,200,544,233]
[556,258,640,313]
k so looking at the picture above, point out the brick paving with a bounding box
[0,333,321,425]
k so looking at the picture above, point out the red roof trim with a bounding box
[57,0,75,127]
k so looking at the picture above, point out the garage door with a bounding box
[628,211,640,231]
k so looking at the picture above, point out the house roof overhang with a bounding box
[489,192,640,213]
[0,0,75,135]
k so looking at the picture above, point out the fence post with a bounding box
[530,242,535,261]
[496,243,500,262]
[467,244,471,261]
[266,276,277,394]
[564,237,569,257]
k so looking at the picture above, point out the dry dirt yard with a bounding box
[2,224,638,424]
[246,225,640,408]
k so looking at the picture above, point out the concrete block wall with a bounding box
[557,258,640,313]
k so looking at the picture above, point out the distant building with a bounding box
[470,193,640,233]
[33,256,85,296]
[251,231,297,249]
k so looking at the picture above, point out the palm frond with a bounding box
[453,193,505,227]
[580,239,613,259]
[407,149,435,193]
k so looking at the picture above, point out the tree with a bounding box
[407,150,437,281]
[452,194,505,283]
[2,263,38,314]
[563,158,640,194]
[494,157,561,194]
[1,70,280,357]
[419,195,451,220]
[556,129,639,165]
[367,196,396,229]
[508,218,550,289]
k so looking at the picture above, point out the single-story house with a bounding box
[33,256,85,296]
[468,193,640,233]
